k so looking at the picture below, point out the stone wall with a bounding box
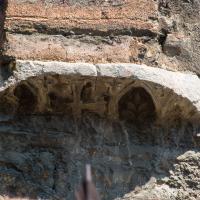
[2,0,200,74]
[0,0,200,200]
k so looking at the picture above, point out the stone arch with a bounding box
[118,86,156,127]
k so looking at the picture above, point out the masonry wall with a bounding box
[1,0,200,74]
[0,1,200,200]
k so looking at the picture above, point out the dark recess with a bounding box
[14,83,38,114]
[119,87,156,127]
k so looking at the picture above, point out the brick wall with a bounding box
[1,0,200,74]
[3,0,159,63]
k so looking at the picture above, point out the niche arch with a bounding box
[116,81,160,115]
[118,83,157,127]
[13,81,38,114]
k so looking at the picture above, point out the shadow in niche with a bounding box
[13,82,38,114]
[119,87,156,128]
[81,82,93,103]
[0,77,199,200]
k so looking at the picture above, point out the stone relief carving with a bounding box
[118,87,156,127]
[0,74,198,127]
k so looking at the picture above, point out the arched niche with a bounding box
[80,82,93,103]
[13,81,38,114]
[118,87,156,127]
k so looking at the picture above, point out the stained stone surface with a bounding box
[0,0,200,200]
[0,61,199,199]
[0,113,199,200]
